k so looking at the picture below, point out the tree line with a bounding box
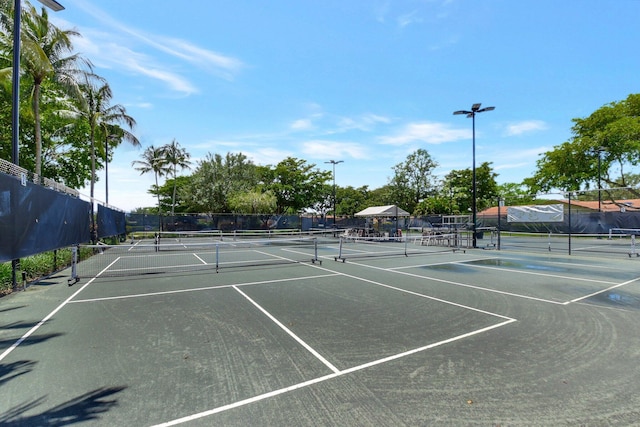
[2,3,639,216]
[137,147,519,217]
[137,91,640,217]
[0,1,139,206]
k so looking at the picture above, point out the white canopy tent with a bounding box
[354,205,410,217]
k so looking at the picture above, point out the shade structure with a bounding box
[354,205,410,217]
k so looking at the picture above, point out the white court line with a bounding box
[391,256,621,285]
[347,259,567,305]
[569,275,640,303]
[447,262,620,285]
[393,254,638,303]
[151,318,515,427]
[260,249,515,319]
[232,285,340,374]
[68,273,340,304]
[192,253,207,264]
[0,257,121,363]
[389,256,499,271]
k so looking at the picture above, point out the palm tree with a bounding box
[132,145,170,229]
[75,74,138,201]
[162,139,191,217]
[19,3,89,177]
[72,74,137,240]
[100,122,139,205]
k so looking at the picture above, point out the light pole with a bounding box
[11,0,65,167]
[10,0,65,289]
[453,103,495,249]
[595,147,606,212]
[104,134,120,206]
[325,160,343,227]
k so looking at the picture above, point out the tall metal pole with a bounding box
[11,0,21,166]
[472,111,477,248]
[597,151,601,212]
[11,0,65,289]
[325,160,343,227]
[105,137,109,205]
[453,103,495,249]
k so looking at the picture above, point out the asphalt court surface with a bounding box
[2,241,640,426]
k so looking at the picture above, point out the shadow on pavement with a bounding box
[0,386,128,426]
[0,360,37,387]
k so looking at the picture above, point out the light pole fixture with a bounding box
[325,160,343,227]
[453,103,495,248]
[37,0,65,11]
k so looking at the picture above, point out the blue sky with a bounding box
[47,0,640,211]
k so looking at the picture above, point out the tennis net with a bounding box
[333,233,465,262]
[498,231,640,257]
[69,236,321,282]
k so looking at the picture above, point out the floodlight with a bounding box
[453,103,495,248]
[37,0,65,11]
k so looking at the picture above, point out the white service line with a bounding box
[232,285,340,374]
[450,262,620,285]
[569,275,640,303]
[192,253,207,264]
[346,259,567,305]
[0,257,121,363]
[260,249,516,319]
[151,318,516,427]
[69,273,340,304]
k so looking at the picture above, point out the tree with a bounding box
[187,152,258,214]
[496,182,536,206]
[525,94,640,199]
[414,195,455,215]
[162,139,191,216]
[74,74,138,212]
[389,149,438,213]
[19,3,88,177]
[132,145,170,219]
[366,184,395,207]
[335,185,370,217]
[156,175,193,214]
[443,162,498,214]
[261,157,332,214]
[228,190,277,214]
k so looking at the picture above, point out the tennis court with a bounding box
[2,234,640,425]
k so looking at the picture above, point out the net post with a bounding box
[311,238,321,264]
[629,234,638,258]
[335,236,345,262]
[404,234,408,256]
[215,242,220,272]
[68,245,79,286]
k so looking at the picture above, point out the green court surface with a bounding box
[2,238,640,425]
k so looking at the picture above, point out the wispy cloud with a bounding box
[335,113,391,132]
[504,120,548,136]
[60,0,244,94]
[244,147,295,166]
[380,122,469,145]
[290,119,315,131]
[397,10,422,27]
[302,140,370,160]
[373,1,391,23]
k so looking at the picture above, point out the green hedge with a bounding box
[1,247,85,296]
